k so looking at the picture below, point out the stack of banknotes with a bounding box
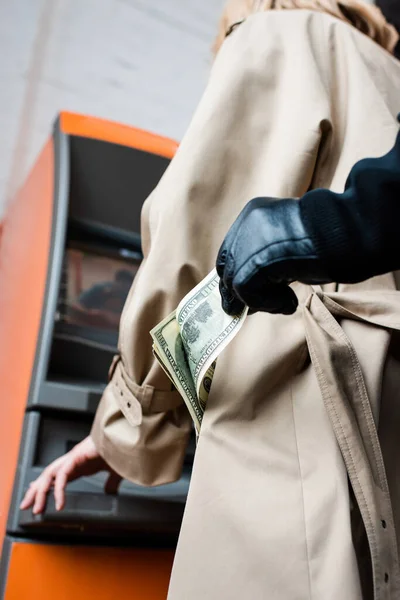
[150,270,248,433]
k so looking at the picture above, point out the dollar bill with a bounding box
[150,270,247,432]
[151,312,204,429]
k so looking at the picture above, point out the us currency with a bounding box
[150,270,247,432]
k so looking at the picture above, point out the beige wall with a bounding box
[0,0,225,217]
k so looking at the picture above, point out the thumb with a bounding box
[105,471,122,495]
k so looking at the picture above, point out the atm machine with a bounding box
[0,112,193,599]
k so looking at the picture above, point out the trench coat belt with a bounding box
[303,288,400,599]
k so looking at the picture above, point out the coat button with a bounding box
[127,402,131,408]
[381,520,387,529]
[385,573,389,583]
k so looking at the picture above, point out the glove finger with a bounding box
[267,284,298,315]
[216,243,228,279]
[219,279,245,316]
[234,277,298,315]
[217,237,238,298]
[216,203,253,289]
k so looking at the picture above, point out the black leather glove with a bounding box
[216,197,332,315]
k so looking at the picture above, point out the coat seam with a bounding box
[290,385,313,600]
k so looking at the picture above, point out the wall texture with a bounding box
[0,0,225,217]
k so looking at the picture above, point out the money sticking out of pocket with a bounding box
[150,269,248,433]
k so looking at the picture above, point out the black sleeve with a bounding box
[299,128,400,283]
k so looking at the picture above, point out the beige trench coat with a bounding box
[91,10,400,600]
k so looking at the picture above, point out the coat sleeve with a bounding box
[91,10,360,485]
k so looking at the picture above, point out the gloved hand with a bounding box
[216,197,332,315]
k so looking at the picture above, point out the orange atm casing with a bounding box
[0,113,178,599]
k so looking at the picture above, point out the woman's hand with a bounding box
[20,435,122,514]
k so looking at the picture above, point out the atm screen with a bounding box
[55,244,141,349]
